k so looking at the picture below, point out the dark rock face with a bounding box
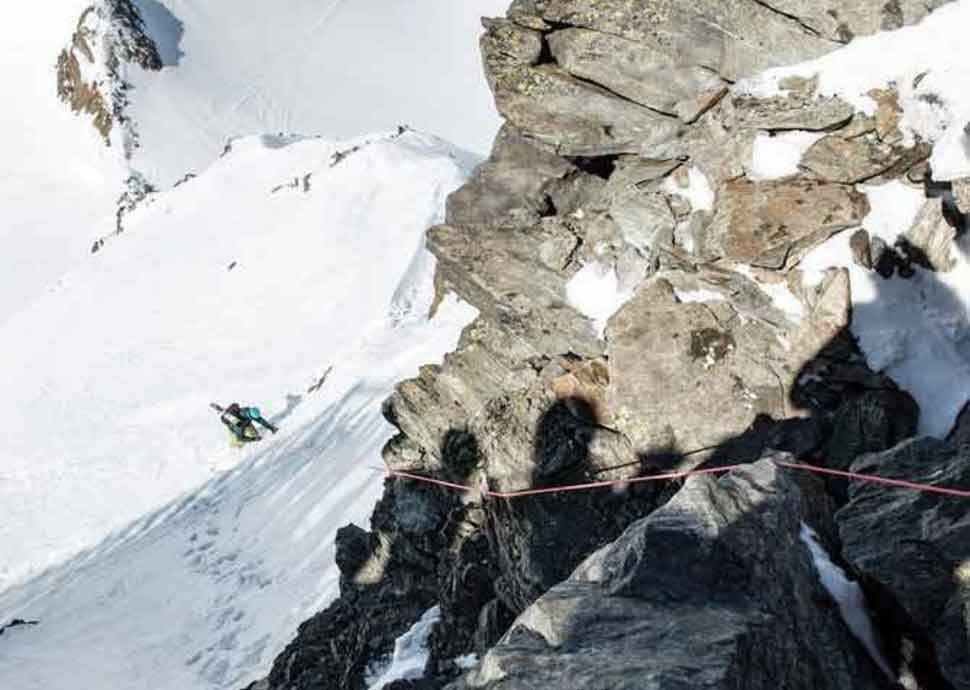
[837,437,970,689]
[452,459,894,690]
[264,480,466,690]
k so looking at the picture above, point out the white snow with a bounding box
[673,288,726,304]
[366,606,442,690]
[0,132,477,690]
[0,131,472,593]
[664,166,715,212]
[0,2,127,322]
[799,524,894,678]
[565,262,634,338]
[0,0,505,325]
[799,180,970,437]
[125,0,509,185]
[735,265,806,322]
[737,1,970,180]
[748,131,824,180]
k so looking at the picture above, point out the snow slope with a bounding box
[0,0,505,327]
[0,2,127,322]
[0,292,473,690]
[0,130,475,594]
[0,131,477,690]
[125,0,509,184]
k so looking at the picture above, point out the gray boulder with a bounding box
[547,28,727,122]
[605,277,789,461]
[800,134,931,183]
[481,19,687,158]
[539,0,836,81]
[445,127,575,227]
[455,459,894,690]
[428,221,602,357]
[837,437,970,689]
[753,0,952,41]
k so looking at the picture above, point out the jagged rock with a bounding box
[454,459,893,690]
[264,479,459,690]
[445,127,575,226]
[955,178,970,214]
[547,28,727,122]
[703,178,869,269]
[752,0,952,42]
[539,0,836,81]
[678,98,759,188]
[851,229,874,269]
[844,228,901,279]
[902,198,957,271]
[428,221,603,356]
[800,134,931,183]
[56,1,162,147]
[605,277,789,461]
[477,366,668,613]
[821,390,919,473]
[481,20,686,158]
[734,77,854,131]
[869,87,904,144]
[837,437,970,688]
[383,319,540,476]
[506,0,550,30]
[788,268,851,366]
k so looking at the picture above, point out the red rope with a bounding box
[386,458,970,500]
[774,459,970,498]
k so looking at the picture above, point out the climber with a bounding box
[213,402,278,444]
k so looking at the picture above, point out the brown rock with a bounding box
[704,178,869,269]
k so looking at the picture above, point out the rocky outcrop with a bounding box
[249,1,964,689]
[455,459,893,690]
[702,178,869,269]
[56,0,162,150]
[837,436,970,688]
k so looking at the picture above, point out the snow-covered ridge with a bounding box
[0,129,473,595]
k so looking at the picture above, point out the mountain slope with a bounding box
[0,131,474,594]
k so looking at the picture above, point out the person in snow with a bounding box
[218,403,278,444]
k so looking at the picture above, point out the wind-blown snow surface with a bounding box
[0,131,474,594]
[0,0,505,324]
[0,132,477,690]
[0,2,126,322]
[126,0,510,184]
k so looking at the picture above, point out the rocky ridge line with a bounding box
[246,1,968,689]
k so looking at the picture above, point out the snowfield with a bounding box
[124,0,510,185]
[0,131,477,689]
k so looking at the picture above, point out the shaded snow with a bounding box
[799,180,970,437]
[565,262,634,338]
[366,606,442,690]
[748,131,824,180]
[800,524,893,678]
